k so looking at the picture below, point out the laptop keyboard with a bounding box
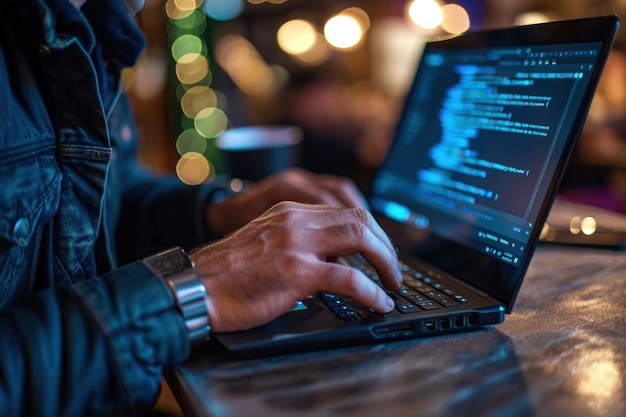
[322,255,469,323]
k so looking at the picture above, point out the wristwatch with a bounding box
[142,247,211,346]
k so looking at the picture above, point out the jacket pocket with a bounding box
[0,142,61,247]
[0,142,61,305]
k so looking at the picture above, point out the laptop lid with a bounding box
[368,15,620,314]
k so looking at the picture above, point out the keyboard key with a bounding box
[320,292,339,300]
[416,300,443,311]
[324,298,344,307]
[406,294,428,302]
[396,303,422,314]
[330,304,351,314]
[337,310,358,323]
[436,296,457,307]
[334,255,473,318]
[397,286,419,296]
[452,294,468,304]
[421,290,446,299]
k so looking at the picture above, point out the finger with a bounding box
[281,205,401,289]
[321,218,402,291]
[245,203,402,290]
[314,262,395,313]
[273,203,396,260]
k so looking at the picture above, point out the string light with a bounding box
[166,0,230,184]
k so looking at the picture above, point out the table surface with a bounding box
[168,245,626,417]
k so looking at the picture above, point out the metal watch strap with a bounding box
[142,247,211,345]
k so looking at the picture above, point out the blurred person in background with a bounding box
[0,0,402,416]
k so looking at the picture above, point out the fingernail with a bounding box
[386,296,395,312]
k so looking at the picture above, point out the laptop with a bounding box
[215,15,620,358]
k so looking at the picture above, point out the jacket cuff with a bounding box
[71,262,188,406]
[194,175,245,242]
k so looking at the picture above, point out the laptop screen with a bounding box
[369,17,618,312]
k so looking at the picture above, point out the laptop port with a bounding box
[423,321,436,332]
[440,318,451,330]
[453,316,464,327]
[372,324,415,339]
[467,314,477,326]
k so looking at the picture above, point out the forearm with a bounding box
[0,262,188,417]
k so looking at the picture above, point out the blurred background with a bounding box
[126,0,626,211]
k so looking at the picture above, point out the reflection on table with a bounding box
[168,245,626,417]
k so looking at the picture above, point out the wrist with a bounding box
[142,247,211,346]
[188,247,228,333]
[204,180,248,238]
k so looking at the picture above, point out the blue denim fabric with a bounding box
[0,262,188,417]
[0,0,229,415]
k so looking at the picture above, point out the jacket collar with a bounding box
[40,0,145,68]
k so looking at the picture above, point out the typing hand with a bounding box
[206,168,368,237]
[189,202,402,333]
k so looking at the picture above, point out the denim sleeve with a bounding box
[0,262,189,417]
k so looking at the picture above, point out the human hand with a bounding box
[189,202,401,333]
[206,168,368,237]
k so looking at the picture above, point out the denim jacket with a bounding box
[0,0,228,415]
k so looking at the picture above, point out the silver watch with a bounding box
[142,247,210,345]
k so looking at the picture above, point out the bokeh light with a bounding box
[441,4,470,34]
[176,128,208,155]
[215,34,278,97]
[203,0,245,21]
[342,7,371,32]
[194,107,229,138]
[581,217,597,236]
[176,151,213,185]
[277,19,317,55]
[180,85,218,118]
[175,53,210,85]
[167,0,233,182]
[175,0,201,12]
[169,7,206,31]
[277,18,332,65]
[407,0,443,30]
[569,216,582,234]
[229,178,245,192]
[324,14,363,49]
[171,34,206,62]
[514,11,552,26]
[165,0,197,19]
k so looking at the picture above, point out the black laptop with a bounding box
[216,16,620,358]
